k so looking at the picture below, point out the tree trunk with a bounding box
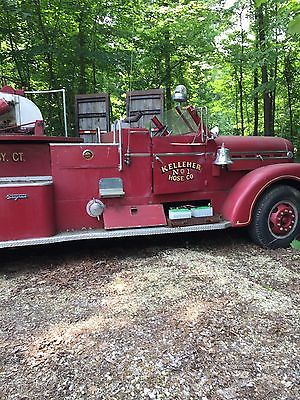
[238,9,245,136]
[270,3,279,136]
[33,0,56,89]
[261,65,272,136]
[4,11,27,86]
[78,11,87,94]
[163,29,172,110]
[238,66,244,135]
[257,4,273,136]
[253,68,259,135]
[284,56,294,140]
[234,69,239,131]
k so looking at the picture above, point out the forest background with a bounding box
[0,0,300,146]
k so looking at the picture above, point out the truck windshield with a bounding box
[163,108,199,136]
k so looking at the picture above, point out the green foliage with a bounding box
[288,14,300,33]
[255,0,268,7]
[0,0,299,141]
[291,239,300,249]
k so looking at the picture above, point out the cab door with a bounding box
[152,135,207,195]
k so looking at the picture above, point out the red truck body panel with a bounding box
[222,163,300,226]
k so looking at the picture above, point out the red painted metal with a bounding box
[0,135,82,143]
[0,98,11,115]
[152,135,206,195]
[222,163,300,226]
[0,183,55,240]
[104,205,166,229]
[34,120,44,136]
[0,143,51,177]
[0,86,24,96]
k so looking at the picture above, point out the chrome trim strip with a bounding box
[126,153,151,157]
[0,221,231,249]
[170,142,206,146]
[154,152,206,157]
[0,181,52,187]
[232,156,290,161]
[0,176,52,183]
[128,130,148,134]
[50,143,119,147]
[231,150,287,155]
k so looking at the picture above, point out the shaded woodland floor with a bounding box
[0,230,299,399]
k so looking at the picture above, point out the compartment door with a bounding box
[152,136,206,195]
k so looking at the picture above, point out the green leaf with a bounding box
[291,239,300,249]
[255,0,268,7]
[288,15,300,34]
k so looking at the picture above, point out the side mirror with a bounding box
[210,126,219,138]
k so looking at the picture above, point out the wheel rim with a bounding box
[268,201,298,238]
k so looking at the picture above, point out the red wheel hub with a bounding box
[269,203,296,236]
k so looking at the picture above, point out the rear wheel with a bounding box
[248,185,300,248]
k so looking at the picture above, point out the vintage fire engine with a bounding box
[0,84,299,249]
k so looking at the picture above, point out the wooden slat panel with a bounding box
[75,93,111,140]
[126,89,164,128]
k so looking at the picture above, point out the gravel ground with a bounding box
[0,230,299,400]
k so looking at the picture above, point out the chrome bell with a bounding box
[214,143,233,166]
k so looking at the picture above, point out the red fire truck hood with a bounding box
[215,135,293,153]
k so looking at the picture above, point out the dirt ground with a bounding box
[0,230,299,400]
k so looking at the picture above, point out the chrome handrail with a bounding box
[113,120,123,171]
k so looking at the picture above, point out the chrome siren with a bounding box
[173,85,187,103]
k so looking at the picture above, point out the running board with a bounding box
[0,221,231,249]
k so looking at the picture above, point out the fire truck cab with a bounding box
[0,85,299,249]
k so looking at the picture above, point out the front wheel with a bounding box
[248,185,300,248]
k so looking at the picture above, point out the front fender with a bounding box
[222,163,300,226]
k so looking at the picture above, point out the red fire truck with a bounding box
[0,85,299,249]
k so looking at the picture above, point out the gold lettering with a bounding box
[161,165,169,173]
[161,160,202,175]
[0,153,7,162]
[169,174,185,182]
[12,152,24,162]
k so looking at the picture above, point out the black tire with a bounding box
[248,185,300,248]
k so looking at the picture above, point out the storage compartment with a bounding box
[168,202,213,220]
[0,180,55,241]
[191,205,213,218]
[103,204,166,230]
[168,208,192,220]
